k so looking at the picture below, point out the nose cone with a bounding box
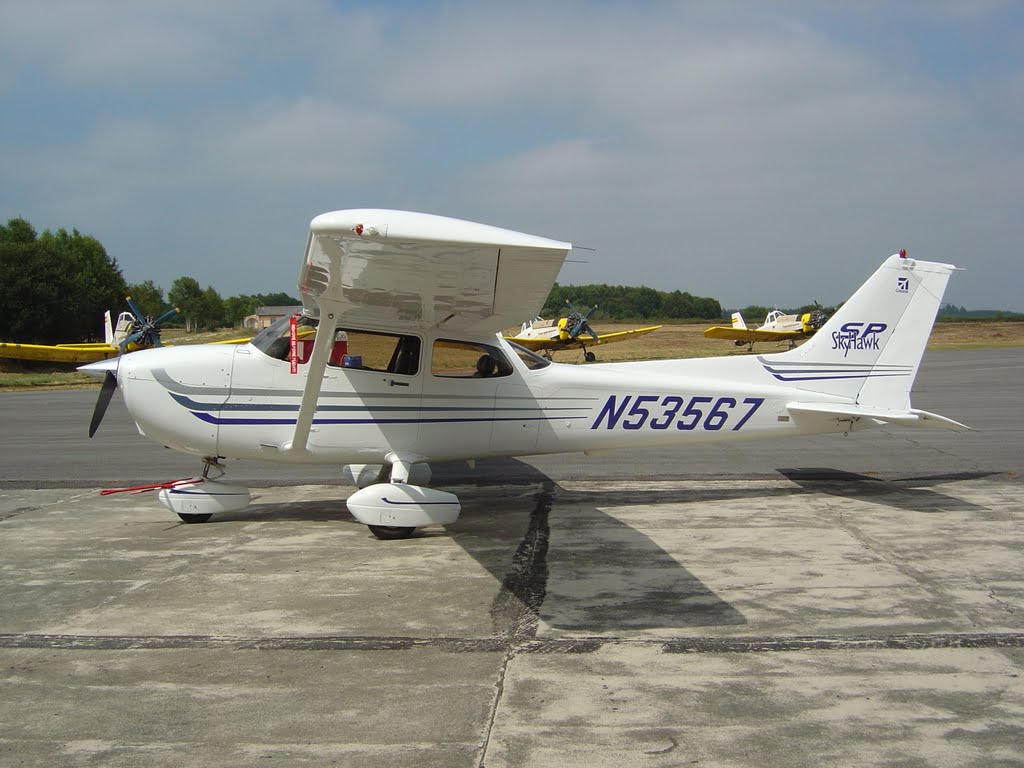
[78,357,119,380]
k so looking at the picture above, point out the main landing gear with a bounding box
[342,456,461,540]
[152,455,460,541]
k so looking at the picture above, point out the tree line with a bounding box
[542,282,722,322]
[1,217,298,345]
[937,303,1023,321]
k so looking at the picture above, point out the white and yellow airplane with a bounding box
[0,299,178,364]
[704,305,830,350]
[504,303,661,361]
[80,210,966,539]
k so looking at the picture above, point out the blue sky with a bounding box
[2,1,1022,311]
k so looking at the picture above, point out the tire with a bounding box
[177,513,212,524]
[368,525,416,540]
[584,351,596,362]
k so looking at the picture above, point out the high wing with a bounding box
[507,324,662,351]
[285,209,571,455]
[299,209,571,334]
[703,326,805,343]
[0,341,120,364]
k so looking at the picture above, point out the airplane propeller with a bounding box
[120,297,179,351]
[87,295,177,436]
[807,307,830,330]
[88,370,118,438]
[565,300,600,342]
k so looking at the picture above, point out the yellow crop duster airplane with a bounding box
[704,305,830,350]
[504,301,661,361]
[79,209,967,541]
[0,299,179,364]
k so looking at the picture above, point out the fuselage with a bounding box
[111,323,852,466]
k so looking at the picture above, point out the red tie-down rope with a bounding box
[99,477,200,496]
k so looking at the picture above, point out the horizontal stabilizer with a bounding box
[787,401,970,431]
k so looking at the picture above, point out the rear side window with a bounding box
[432,340,513,379]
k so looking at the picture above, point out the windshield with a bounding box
[251,313,314,357]
[506,341,551,370]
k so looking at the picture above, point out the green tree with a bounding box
[256,292,301,307]
[0,219,126,344]
[223,295,255,327]
[0,217,36,245]
[0,221,68,342]
[168,276,204,332]
[199,286,225,330]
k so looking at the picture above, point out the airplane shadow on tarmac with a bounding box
[777,468,998,514]
[207,458,752,634]
[199,460,996,636]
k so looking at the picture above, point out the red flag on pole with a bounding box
[289,314,298,374]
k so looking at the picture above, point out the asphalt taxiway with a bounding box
[1,348,1022,766]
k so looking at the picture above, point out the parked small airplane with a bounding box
[504,301,661,361]
[704,304,830,350]
[80,210,966,540]
[0,298,179,364]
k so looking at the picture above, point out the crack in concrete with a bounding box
[1,631,1022,653]
[480,483,554,767]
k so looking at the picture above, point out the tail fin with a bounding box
[761,253,957,413]
[731,312,747,330]
[103,311,114,346]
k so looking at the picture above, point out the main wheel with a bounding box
[584,351,596,362]
[178,513,212,524]
[368,525,416,540]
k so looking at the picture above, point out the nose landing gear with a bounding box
[156,458,252,523]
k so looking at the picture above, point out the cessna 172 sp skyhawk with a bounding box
[81,209,966,539]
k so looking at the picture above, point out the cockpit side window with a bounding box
[432,340,513,378]
[251,315,420,375]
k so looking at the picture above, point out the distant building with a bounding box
[243,305,302,330]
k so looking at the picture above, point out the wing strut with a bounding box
[285,310,338,455]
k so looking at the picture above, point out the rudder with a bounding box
[759,253,956,410]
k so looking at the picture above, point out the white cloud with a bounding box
[197,98,408,185]
[0,0,323,88]
[1,1,1021,308]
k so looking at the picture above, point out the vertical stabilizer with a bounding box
[103,311,114,347]
[731,312,747,330]
[758,254,955,410]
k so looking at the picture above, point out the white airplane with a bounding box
[80,209,966,539]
